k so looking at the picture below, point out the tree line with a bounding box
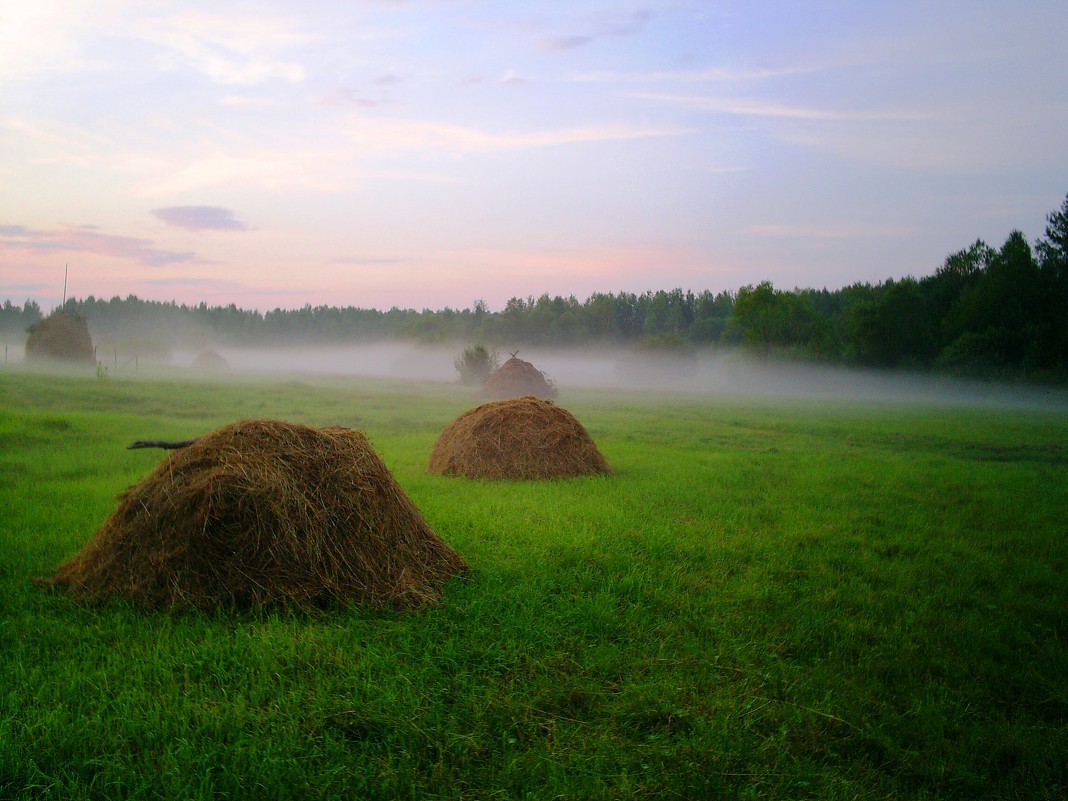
[4,193,1067,382]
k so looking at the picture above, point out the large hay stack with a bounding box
[45,420,467,611]
[191,348,229,370]
[481,356,558,400]
[428,396,610,480]
[24,311,94,363]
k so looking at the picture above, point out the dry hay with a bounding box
[428,396,610,480]
[24,311,94,363]
[44,419,468,611]
[481,356,558,400]
[191,348,229,370]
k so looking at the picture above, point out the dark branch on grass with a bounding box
[127,439,199,450]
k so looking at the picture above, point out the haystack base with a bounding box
[45,419,467,611]
[428,396,609,480]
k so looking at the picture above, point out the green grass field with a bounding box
[1,368,1066,800]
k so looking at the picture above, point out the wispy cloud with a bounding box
[153,206,250,232]
[136,148,353,195]
[543,35,592,52]
[0,1,110,80]
[539,8,654,52]
[745,223,919,239]
[313,88,391,109]
[2,117,121,170]
[571,64,826,83]
[344,117,691,157]
[135,12,310,85]
[0,223,195,266]
[218,94,287,109]
[329,256,407,267]
[603,8,654,37]
[458,71,530,87]
[497,69,527,86]
[778,102,1068,172]
[629,92,929,122]
[141,276,244,290]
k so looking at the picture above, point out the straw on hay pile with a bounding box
[428,396,610,480]
[481,356,558,400]
[24,311,94,363]
[44,419,467,611]
[191,348,229,370]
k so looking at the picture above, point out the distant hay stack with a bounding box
[24,311,94,364]
[191,348,229,371]
[44,419,468,612]
[481,356,558,400]
[428,396,610,480]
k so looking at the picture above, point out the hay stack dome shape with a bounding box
[191,348,229,370]
[48,419,467,611]
[428,396,610,480]
[481,356,558,400]
[25,311,94,363]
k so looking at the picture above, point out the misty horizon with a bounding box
[6,338,1064,413]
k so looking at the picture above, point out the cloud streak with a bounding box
[344,117,691,157]
[629,92,929,122]
[745,223,920,239]
[136,148,354,195]
[0,223,195,266]
[153,206,250,231]
[571,64,826,84]
[539,8,654,51]
[136,12,310,85]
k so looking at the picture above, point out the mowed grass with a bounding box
[1,368,1066,800]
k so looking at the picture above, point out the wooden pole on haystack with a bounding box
[62,264,68,308]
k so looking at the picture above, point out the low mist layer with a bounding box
[182,343,1066,411]
[6,335,1062,410]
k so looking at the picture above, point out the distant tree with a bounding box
[690,290,733,343]
[922,240,994,328]
[729,281,814,354]
[849,278,935,368]
[0,299,42,338]
[584,293,618,340]
[1034,194,1068,373]
[471,298,489,339]
[454,343,499,385]
[729,281,781,352]
[938,231,1046,375]
[1036,192,1068,280]
[613,292,644,338]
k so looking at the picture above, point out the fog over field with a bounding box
[174,343,1066,411]
[3,334,1061,410]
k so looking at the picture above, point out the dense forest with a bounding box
[4,194,1067,382]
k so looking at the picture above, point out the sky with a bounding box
[2,0,1067,314]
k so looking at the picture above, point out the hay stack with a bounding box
[428,396,609,480]
[46,419,467,611]
[191,348,229,370]
[24,311,94,363]
[481,356,558,399]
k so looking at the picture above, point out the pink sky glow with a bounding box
[2,1,1067,313]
